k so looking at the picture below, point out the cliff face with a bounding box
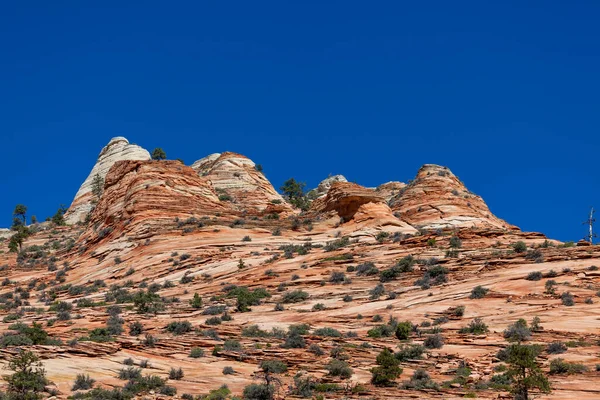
[191,152,293,214]
[389,164,515,231]
[64,137,150,224]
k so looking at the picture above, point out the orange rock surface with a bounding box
[0,152,598,400]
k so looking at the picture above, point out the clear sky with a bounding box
[1,1,599,242]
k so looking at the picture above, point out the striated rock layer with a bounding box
[191,152,292,214]
[390,164,516,231]
[310,181,416,233]
[64,137,150,225]
[310,174,348,198]
[79,160,228,245]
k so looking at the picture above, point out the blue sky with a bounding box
[1,1,599,242]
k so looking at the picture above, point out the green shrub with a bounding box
[166,320,192,335]
[314,327,342,337]
[326,359,353,379]
[371,348,402,386]
[72,373,95,390]
[459,317,489,335]
[282,290,309,303]
[169,367,184,380]
[469,285,489,299]
[395,321,412,340]
[549,358,588,374]
[512,241,527,253]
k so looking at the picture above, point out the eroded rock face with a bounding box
[389,164,515,231]
[64,137,150,224]
[191,152,292,213]
[80,160,226,243]
[311,175,348,198]
[375,181,406,203]
[312,182,384,220]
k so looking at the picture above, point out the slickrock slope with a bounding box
[390,164,516,231]
[1,156,599,400]
[64,137,151,225]
[191,152,292,214]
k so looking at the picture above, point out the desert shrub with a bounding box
[449,236,462,248]
[525,271,543,281]
[314,327,342,337]
[459,317,489,334]
[424,334,444,349]
[118,367,142,380]
[72,373,95,390]
[166,320,192,335]
[329,271,346,284]
[189,347,205,358]
[129,321,143,336]
[369,283,386,300]
[324,236,350,252]
[395,344,425,361]
[395,321,412,340]
[414,265,448,289]
[380,256,414,282]
[205,316,222,325]
[203,305,227,315]
[326,359,353,379]
[132,290,164,314]
[282,290,309,303]
[402,369,439,390]
[549,358,588,374]
[503,319,531,342]
[561,292,574,306]
[243,383,273,400]
[355,262,379,276]
[223,339,242,352]
[223,366,235,375]
[545,280,557,294]
[371,348,402,386]
[512,241,527,253]
[308,344,324,356]
[469,285,489,299]
[447,305,466,317]
[547,341,567,354]
[169,367,184,380]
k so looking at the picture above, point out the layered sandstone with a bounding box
[79,160,227,244]
[309,174,348,198]
[191,152,292,214]
[389,164,516,231]
[310,182,415,233]
[64,137,150,224]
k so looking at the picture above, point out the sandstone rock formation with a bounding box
[375,181,406,202]
[310,182,415,232]
[311,181,386,221]
[389,164,515,231]
[310,174,348,198]
[2,154,600,400]
[64,137,150,224]
[79,160,226,243]
[191,152,292,214]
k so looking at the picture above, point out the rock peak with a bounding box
[64,138,151,224]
